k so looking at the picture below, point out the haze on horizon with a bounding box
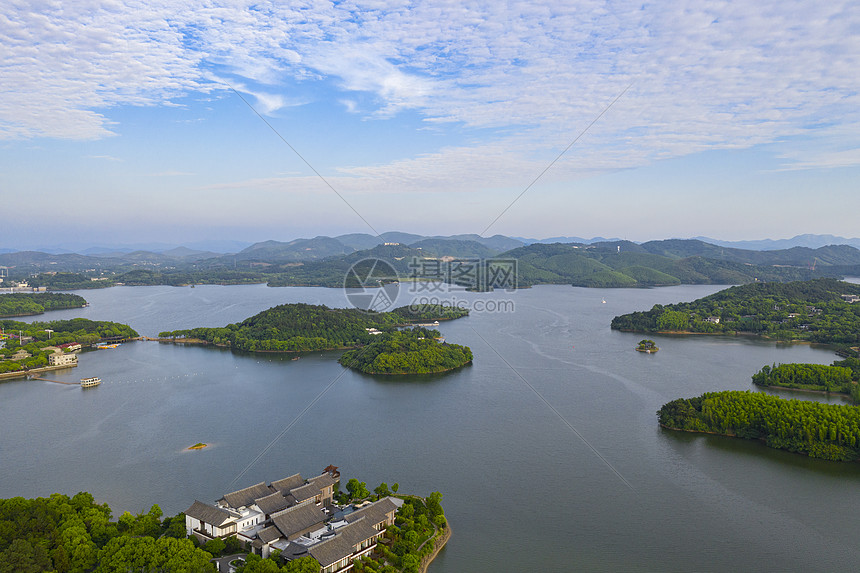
[1,1,858,250]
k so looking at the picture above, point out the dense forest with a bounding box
[339,328,473,375]
[751,358,860,400]
[158,303,468,353]
[611,279,860,343]
[389,304,469,322]
[658,390,860,461]
[0,318,138,375]
[0,293,87,317]
[0,493,214,573]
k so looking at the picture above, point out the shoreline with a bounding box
[659,423,859,462]
[0,363,78,381]
[754,383,853,398]
[418,521,452,573]
[344,360,473,376]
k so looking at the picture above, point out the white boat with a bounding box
[80,377,101,388]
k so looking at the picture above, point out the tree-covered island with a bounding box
[339,327,472,375]
[658,390,860,461]
[159,303,472,375]
[636,339,658,353]
[0,293,87,318]
[611,278,860,344]
[751,357,860,401]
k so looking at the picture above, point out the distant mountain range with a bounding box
[3,233,859,257]
[693,234,860,251]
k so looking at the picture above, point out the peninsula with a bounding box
[658,390,860,461]
[0,292,87,317]
[751,357,860,401]
[0,317,138,377]
[612,278,860,344]
[159,303,472,376]
[0,465,448,573]
[185,466,449,573]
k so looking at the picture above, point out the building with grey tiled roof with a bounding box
[290,482,321,503]
[254,491,291,517]
[272,473,305,492]
[221,481,273,509]
[185,500,237,539]
[307,518,382,572]
[343,497,397,531]
[186,467,400,572]
[272,503,327,541]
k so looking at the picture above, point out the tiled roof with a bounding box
[290,483,319,502]
[258,525,283,544]
[309,518,379,567]
[344,497,397,528]
[222,482,273,509]
[271,473,305,492]
[272,504,326,538]
[255,491,291,515]
[308,472,337,491]
[337,517,380,548]
[185,500,233,526]
[308,533,353,567]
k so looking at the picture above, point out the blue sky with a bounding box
[1,1,859,250]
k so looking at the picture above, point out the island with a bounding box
[751,357,860,401]
[658,390,860,461]
[0,292,87,318]
[0,318,139,378]
[159,303,472,376]
[187,442,208,450]
[635,339,658,353]
[339,327,473,375]
[611,278,860,344]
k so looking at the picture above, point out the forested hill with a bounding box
[0,293,86,317]
[158,303,469,353]
[658,391,860,461]
[339,327,473,375]
[611,279,860,343]
[503,242,853,288]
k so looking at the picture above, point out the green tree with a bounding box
[282,556,321,573]
[346,479,370,500]
[374,483,390,499]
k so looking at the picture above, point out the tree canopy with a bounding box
[0,493,214,573]
[612,278,860,343]
[0,293,87,318]
[658,390,860,461]
[339,328,472,375]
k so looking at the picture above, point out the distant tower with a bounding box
[617,245,620,253]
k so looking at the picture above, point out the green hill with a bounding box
[611,278,860,343]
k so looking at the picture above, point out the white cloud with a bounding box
[86,154,123,162]
[2,0,859,176]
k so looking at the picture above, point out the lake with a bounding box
[2,283,860,572]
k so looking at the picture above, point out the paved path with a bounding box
[211,553,247,573]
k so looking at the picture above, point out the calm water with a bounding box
[3,284,860,572]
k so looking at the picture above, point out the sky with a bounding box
[1,1,859,251]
